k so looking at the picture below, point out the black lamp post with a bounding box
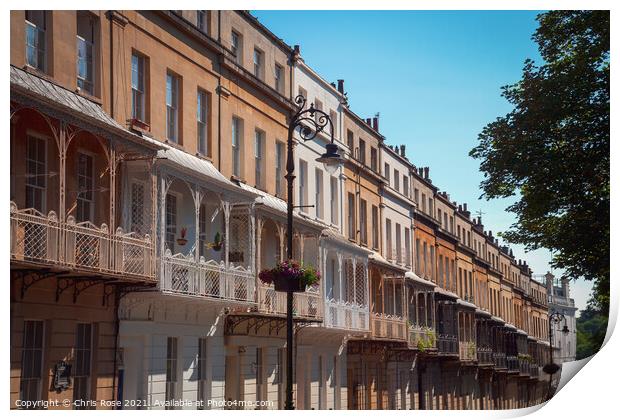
[284,94,344,410]
[543,311,569,398]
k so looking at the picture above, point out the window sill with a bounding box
[130,118,151,133]
[75,87,102,105]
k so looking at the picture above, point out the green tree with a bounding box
[576,303,608,360]
[470,10,610,328]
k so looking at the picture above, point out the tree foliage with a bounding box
[470,11,610,322]
[576,305,608,360]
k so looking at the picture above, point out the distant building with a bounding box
[545,272,577,364]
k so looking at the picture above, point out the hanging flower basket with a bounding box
[259,260,320,293]
[176,227,188,246]
[208,232,223,251]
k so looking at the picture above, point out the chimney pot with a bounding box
[400,145,405,157]
[372,117,378,131]
[424,167,429,179]
[293,45,301,55]
[463,203,468,212]
[458,205,462,212]
[337,79,344,94]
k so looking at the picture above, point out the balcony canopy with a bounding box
[404,271,436,289]
[10,65,162,153]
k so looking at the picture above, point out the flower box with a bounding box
[274,277,306,293]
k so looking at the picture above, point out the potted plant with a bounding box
[209,232,223,251]
[176,227,188,246]
[259,259,320,293]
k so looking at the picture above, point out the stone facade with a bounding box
[10,10,552,410]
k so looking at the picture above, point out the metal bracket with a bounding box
[15,269,63,299]
[73,280,101,303]
[55,277,75,302]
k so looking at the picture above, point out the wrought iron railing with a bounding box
[10,202,154,279]
[161,250,254,302]
[257,284,323,319]
[408,325,436,350]
[477,346,493,364]
[518,356,532,375]
[493,352,507,369]
[325,299,369,331]
[371,313,407,340]
[436,333,458,355]
[459,340,478,361]
[506,355,519,371]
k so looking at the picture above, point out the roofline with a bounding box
[343,106,385,141]
[239,11,294,55]
[295,59,346,101]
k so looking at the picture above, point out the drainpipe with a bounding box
[108,11,114,119]
[217,11,222,170]
[112,286,121,407]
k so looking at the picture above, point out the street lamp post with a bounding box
[543,311,570,399]
[284,94,344,410]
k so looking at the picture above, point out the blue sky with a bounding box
[252,10,593,314]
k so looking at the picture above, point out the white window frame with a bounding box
[197,10,208,33]
[348,193,355,240]
[299,159,308,211]
[19,320,44,405]
[166,72,179,142]
[76,12,95,95]
[197,337,209,409]
[129,180,146,235]
[330,176,338,226]
[386,219,392,260]
[165,337,179,409]
[253,48,263,80]
[76,150,95,223]
[394,169,399,191]
[359,199,367,245]
[165,192,179,252]
[197,89,209,156]
[131,52,146,122]
[275,141,284,197]
[232,117,242,178]
[25,132,47,213]
[73,323,93,409]
[254,129,264,188]
[315,168,323,220]
[274,63,284,93]
[25,11,46,72]
[371,205,379,249]
[231,30,242,64]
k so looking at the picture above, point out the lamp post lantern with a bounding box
[284,94,344,410]
[543,311,569,399]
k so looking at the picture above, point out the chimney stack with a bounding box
[372,117,379,131]
[458,205,462,212]
[463,203,468,212]
[400,145,405,157]
[365,118,371,126]
[488,230,492,237]
[424,167,429,179]
[293,45,301,56]
[337,79,345,94]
